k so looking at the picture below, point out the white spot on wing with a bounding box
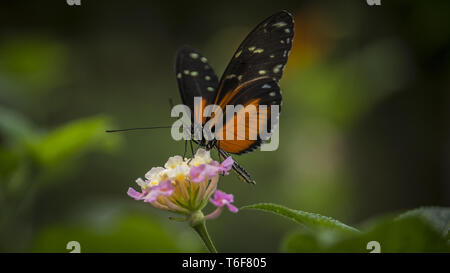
[207,87,215,92]
[177,73,182,79]
[258,70,266,75]
[200,57,208,63]
[189,52,199,59]
[273,64,283,73]
[190,71,198,76]
[262,84,271,89]
[273,22,287,28]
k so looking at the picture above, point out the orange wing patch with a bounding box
[216,98,270,154]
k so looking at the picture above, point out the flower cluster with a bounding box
[127,149,238,217]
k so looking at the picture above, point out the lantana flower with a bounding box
[127,149,238,252]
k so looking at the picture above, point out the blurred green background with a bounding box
[0,0,449,252]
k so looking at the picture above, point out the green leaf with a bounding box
[329,216,450,253]
[282,229,341,253]
[0,107,35,146]
[29,116,120,166]
[283,207,450,253]
[396,207,450,237]
[241,203,359,234]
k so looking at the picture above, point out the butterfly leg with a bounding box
[183,140,187,159]
[190,140,194,157]
[216,141,222,163]
[193,141,201,156]
[187,139,201,164]
[217,149,256,184]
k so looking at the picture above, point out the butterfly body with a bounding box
[175,11,294,183]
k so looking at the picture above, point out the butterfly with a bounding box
[174,11,294,184]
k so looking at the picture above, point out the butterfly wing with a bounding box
[213,11,293,154]
[215,77,281,154]
[214,11,293,107]
[175,46,219,123]
[215,79,281,184]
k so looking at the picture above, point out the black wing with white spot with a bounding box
[226,78,282,109]
[175,46,219,116]
[213,11,294,106]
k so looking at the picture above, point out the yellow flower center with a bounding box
[176,174,185,181]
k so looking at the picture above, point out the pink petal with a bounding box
[144,190,160,203]
[144,180,174,203]
[226,203,239,213]
[214,190,234,203]
[209,196,223,207]
[210,190,236,211]
[204,164,220,177]
[127,187,144,200]
[190,164,219,182]
[158,180,175,193]
[219,157,234,175]
[190,165,207,182]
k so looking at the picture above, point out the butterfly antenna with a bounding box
[105,126,172,133]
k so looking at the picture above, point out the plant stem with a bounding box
[189,211,217,253]
[192,220,217,253]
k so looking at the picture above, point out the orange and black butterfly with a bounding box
[175,11,294,183]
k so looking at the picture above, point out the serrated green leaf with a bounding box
[241,203,359,233]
